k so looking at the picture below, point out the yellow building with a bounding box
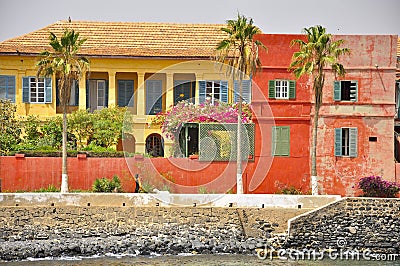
[0,20,251,156]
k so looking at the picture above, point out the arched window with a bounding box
[146,133,164,157]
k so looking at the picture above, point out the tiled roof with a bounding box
[398,37,400,57]
[0,21,230,58]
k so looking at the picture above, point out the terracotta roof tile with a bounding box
[0,21,230,58]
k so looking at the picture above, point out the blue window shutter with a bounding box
[105,80,109,107]
[350,80,358,102]
[86,80,89,110]
[333,81,341,101]
[118,80,134,107]
[56,79,60,106]
[45,78,52,103]
[349,127,358,157]
[268,80,275,99]
[289,80,296,99]
[334,128,342,156]
[220,81,228,103]
[117,80,125,106]
[174,80,191,105]
[74,80,79,106]
[146,80,162,115]
[22,77,30,103]
[199,80,206,104]
[0,76,16,102]
[234,80,251,103]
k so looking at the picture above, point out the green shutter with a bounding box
[268,80,275,99]
[350,81,358,102]
[22,77,29,103]
[289,80,296,99]
[199,80,206,104]
[334,128,342,156]
[0,76,15,102]
[333,81,341,101]
[45,78,52,103]
[220,81,228,103]
[349,127,358,157]
[272,126,290,156]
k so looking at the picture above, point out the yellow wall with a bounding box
[0,55,236,156]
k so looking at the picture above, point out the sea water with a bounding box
[2,254,400,266]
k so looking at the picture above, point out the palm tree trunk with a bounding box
[60,94,69,193]
[311,105,319,195]
[236,74,244,194]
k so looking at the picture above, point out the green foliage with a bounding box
[68,109,94,150]
[40,116,63,149]
[82,143,115,152]
[92,175,123,193]
[198,187,209,194]
[0,99,21,153]
[92,107,126,148]
[34,184,60,192]
[139,181,154,193]
[276,186,304,195]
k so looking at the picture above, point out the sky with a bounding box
[0,0,399,42]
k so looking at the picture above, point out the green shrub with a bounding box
[0,99,22,153]
[276,185,304,195]
[92,175,123,193]
[68,109,94,150]
[92,107,126,148]
[34,184,60,192]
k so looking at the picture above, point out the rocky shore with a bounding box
[0,224,287,261]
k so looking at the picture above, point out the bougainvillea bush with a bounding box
[357,175,400,198]
[151,99,253,140]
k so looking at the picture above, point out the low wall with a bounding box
[0,204,307,261]
[286,197,400,254]
[0,193,340,209]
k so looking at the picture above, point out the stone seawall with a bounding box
[285,198,400,254]
[0,206,307,261]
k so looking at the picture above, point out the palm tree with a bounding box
[216,13,266,194]
[289,25,349,195]
[36,28,89,193]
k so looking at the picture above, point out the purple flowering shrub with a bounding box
[357,176,400,198]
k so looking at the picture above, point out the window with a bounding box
[0,75,16,102]
[199,80,228,104]
[272,126,290,156]
[22,77,52,103]
[268,80,296,99]
[146,80,162,115]
[86,79,108,112]
[56,79,79,106]
[118,80,134,107]
[234,80,251,103]
[334,127,358,157]
[146,133,164,157]
[174,80,195,105]
[334,80,358,101]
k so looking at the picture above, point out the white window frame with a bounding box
[206,81,221,104]
[29,77,46,103]
[275,80,289,99]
